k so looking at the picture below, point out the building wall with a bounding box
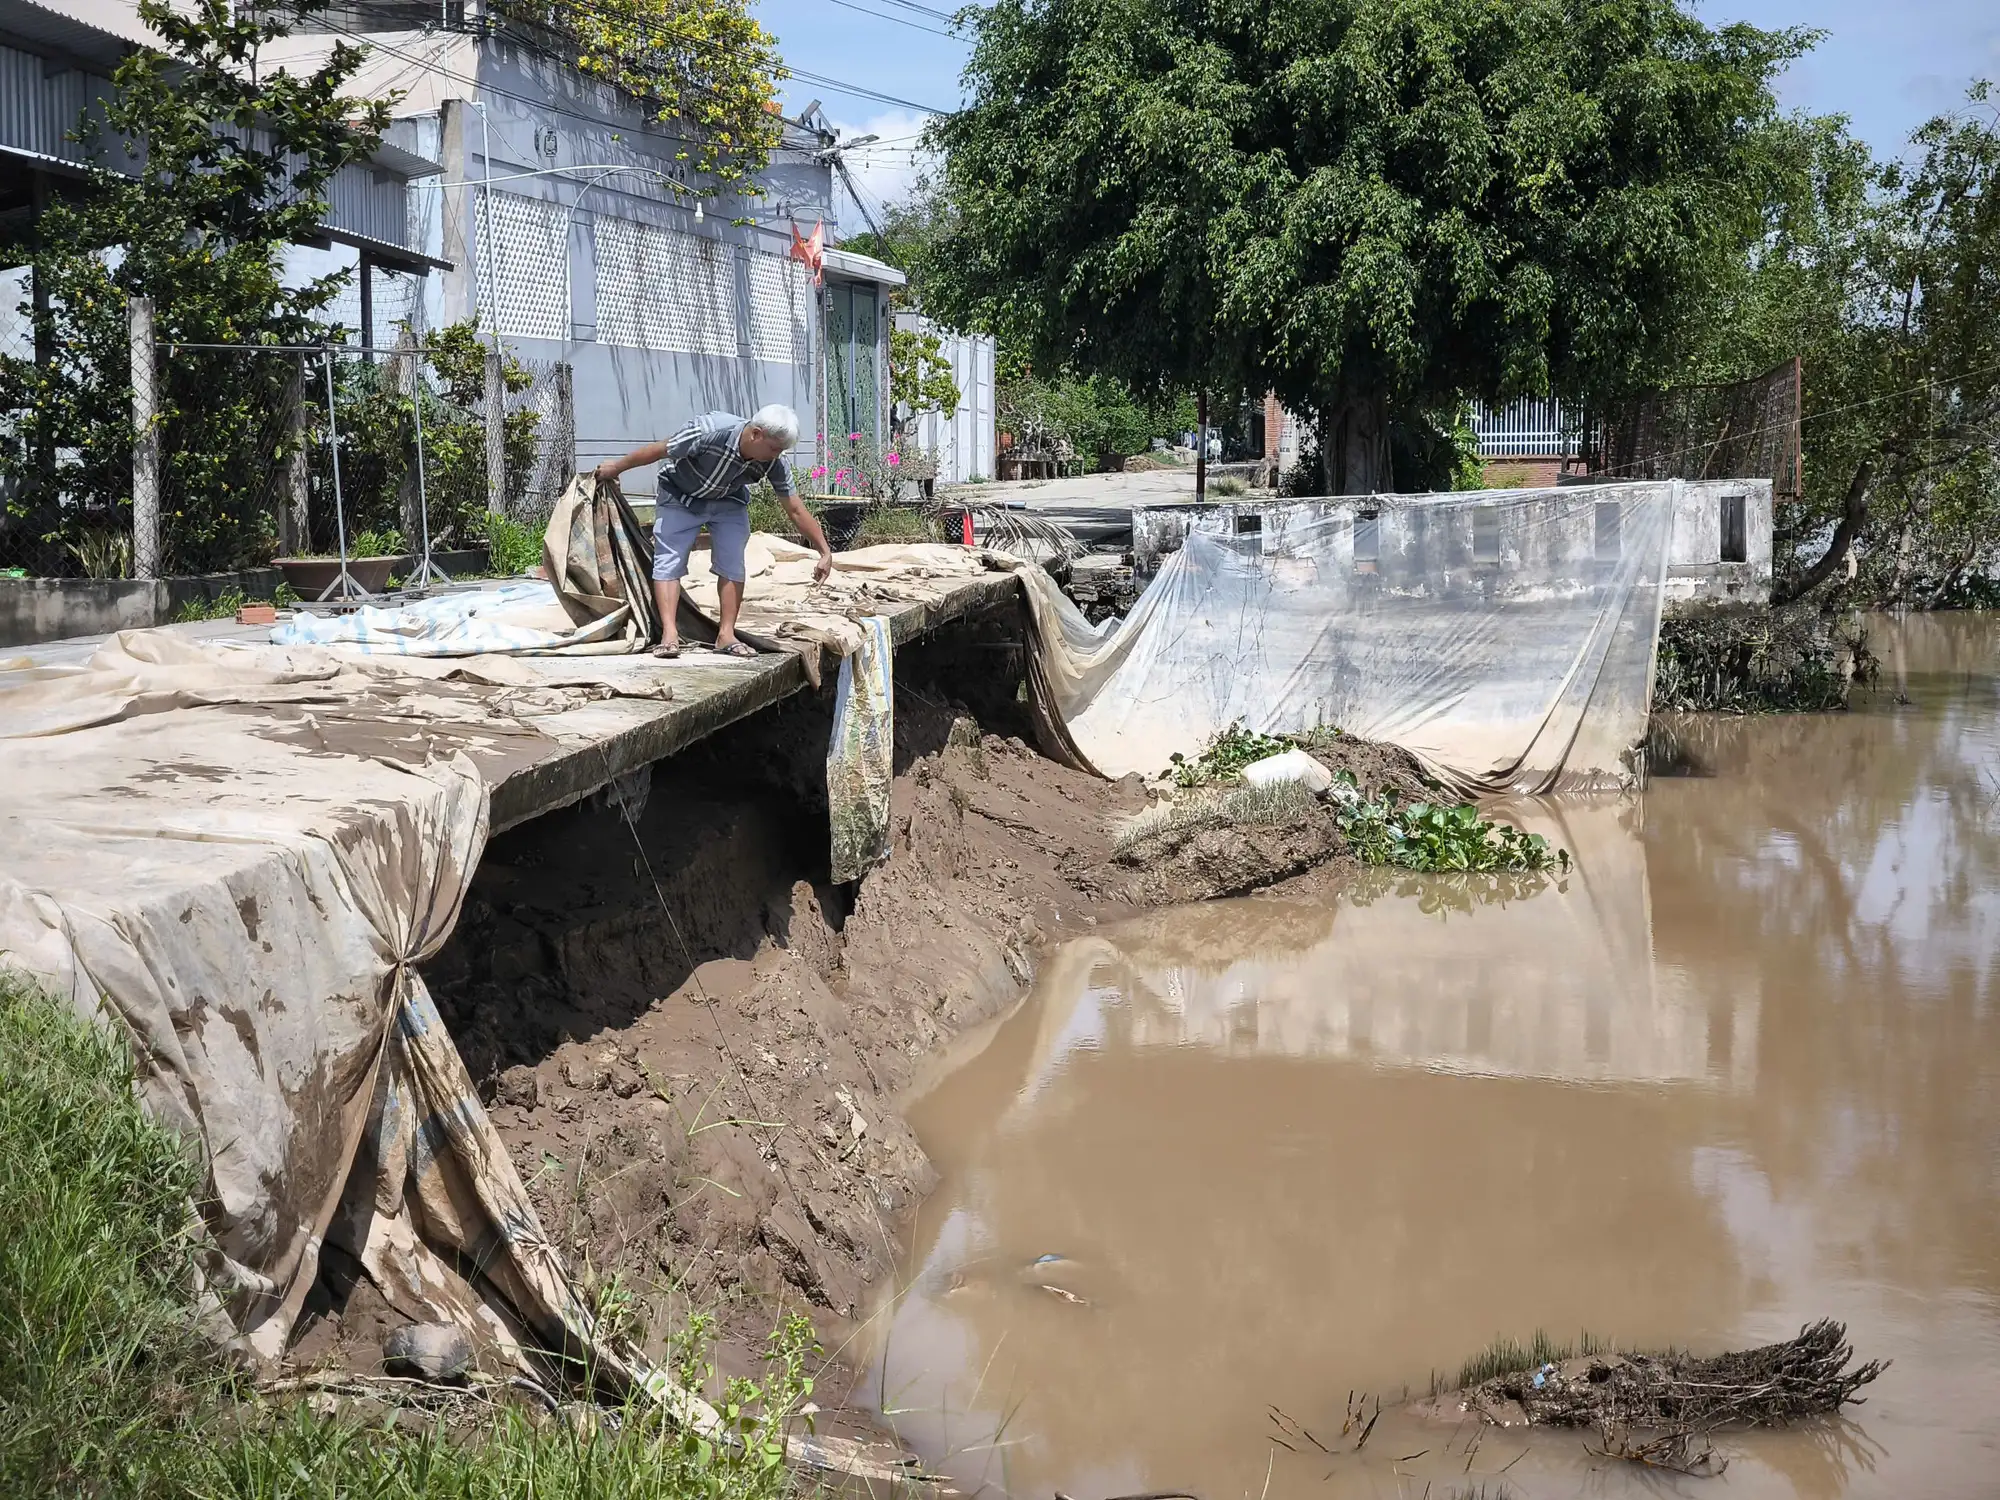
[897,313,995,485]
[373,43,845,489]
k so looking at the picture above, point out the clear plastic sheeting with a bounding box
[1019,483,1677,794]
[827,615,895,883]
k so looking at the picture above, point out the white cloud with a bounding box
[826,109,938,235]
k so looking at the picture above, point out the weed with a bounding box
[853,505,932,543]
[1656,605,1877,712]
[172,587,249,623]
[1332,775,1568,873]
[349,527,407,557]
[1115,779,1318,851]
[1207,475,1248,497]
[483,513,544,576]
[1444,1330,1606,1393]
[1166,721,1293,787]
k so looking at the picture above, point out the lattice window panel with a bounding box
[477,190,571,341]
[594,217,738,357]
[746,251,808,367]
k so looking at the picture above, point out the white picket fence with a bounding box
[1471,397,1573,458]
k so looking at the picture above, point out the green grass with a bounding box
[0,969,814,1500]
[1206,475,1248,497]
[1443,1330,1607,1394]
[172,587,249,623]
[1115,779,1320,852]
[0,971,212,1496]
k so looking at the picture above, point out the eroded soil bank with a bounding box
[291,605,1424,1425]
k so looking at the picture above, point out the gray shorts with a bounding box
[653,493,750,583]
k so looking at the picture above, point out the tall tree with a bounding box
[926,0,1806,493]
[0,0,386,572]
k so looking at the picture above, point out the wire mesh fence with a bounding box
[1,316,574,585]
[1601,359,1803,499]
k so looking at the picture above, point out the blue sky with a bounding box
[754,0,2000,231]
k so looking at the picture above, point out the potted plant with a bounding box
[273,527,415,596]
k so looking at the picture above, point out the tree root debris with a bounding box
[1454,1320,1885,1433]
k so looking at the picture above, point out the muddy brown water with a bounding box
[862,613,2000,1499]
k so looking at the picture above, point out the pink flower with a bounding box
[885,452,900,466]
[834,468,850,483]
[810,465,827,479]
[848,432,862,442]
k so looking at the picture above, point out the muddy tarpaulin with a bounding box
[1009,483,1677,794]
[0,629,934,1480]
[0,631,649,1372]
[827,615,894,882]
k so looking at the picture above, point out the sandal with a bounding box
[650,641,680,658]
[715,640,759,660]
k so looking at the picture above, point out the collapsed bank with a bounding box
[1,478,1754,1469]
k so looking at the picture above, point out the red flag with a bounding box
[789,219,825,286]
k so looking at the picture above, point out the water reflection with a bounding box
[867,613,2000,1500]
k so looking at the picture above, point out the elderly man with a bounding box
[595,404,833,658]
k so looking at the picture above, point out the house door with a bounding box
[827,281,882,453]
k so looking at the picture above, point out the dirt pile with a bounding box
[293,616,1423,1417]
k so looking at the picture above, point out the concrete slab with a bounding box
[8,571,1025,836]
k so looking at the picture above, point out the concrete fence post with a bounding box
[129,294,160,580]
[484,346,505,517]
[281,361,310,556]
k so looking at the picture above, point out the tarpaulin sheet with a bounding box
[0,627,926,1477]
[827,615,894,883]
[1013,483,1677,794]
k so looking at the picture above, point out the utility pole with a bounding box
[484,346,505,516]
[130,295,160,579]
[1196,389,1208,503]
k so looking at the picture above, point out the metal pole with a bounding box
[318,349,369,602]
[282,360,309,555]
[405,355,450,588]
[130,294,160,579]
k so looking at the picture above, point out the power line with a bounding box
[819,0,965,41]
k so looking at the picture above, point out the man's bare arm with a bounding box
[594,441,670,483]
[783,492,835,582]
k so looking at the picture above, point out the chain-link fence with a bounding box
[1,306,573,586]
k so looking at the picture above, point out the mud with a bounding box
[290,612,1417,1415]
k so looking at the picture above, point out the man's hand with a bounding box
[593,461,620,484]
[813,548,834,584]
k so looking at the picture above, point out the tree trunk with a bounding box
[1318,387,1393,496]
[1196,389,1208,502]
[1774,456,1874,605]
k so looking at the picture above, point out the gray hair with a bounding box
[747,404,800,448]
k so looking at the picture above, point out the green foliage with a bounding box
[1114,779,1320,852]
[0,0,387,576]
[1002,373,1194,471]
[171,587,247,623]
[1686,94,2000,606]
[328,326,542,549]
[1166,721,1293,787]
[0,971,211,1496]
[1332,776,1568,872]
[891,325,963,418]
[483,513,545,576]
[926,0,1807,493]
[1207,476,1248,497]
[1655,606,1876,712]
[499,0,785,189]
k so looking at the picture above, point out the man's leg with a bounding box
[711,503,752,650]
[651,498,702,654]
[715,577,745,647]
[652,578,681,652]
